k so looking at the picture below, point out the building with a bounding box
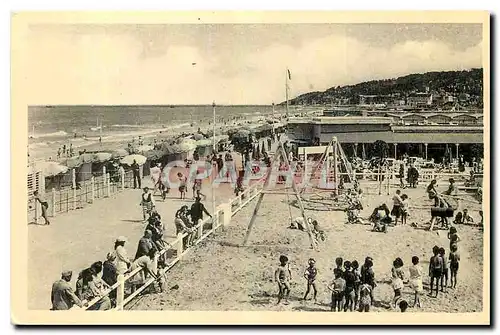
[286,114,484,163]
[407,93,433,107]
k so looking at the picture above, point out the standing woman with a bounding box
[114,236,131,276]
[398,164,405,189]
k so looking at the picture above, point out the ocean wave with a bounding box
[29,130,68,139]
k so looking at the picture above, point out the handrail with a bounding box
[84,176,266,311]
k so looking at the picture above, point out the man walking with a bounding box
[190,197,212,228]
[131,159,141,189]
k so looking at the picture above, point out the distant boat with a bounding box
[169,106,175,108]
[90,117,102,131]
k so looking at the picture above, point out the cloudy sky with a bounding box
[18,23,483,105]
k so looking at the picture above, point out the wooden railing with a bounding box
[28,169,136,224]
[84,177,266,311]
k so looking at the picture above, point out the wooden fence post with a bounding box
[102,166,107,197]
[106,173,111,197]
[197,219,203,241]
[120,168,125,190]
[116,274,125,311]
[51,188,56,217]
[71,169,77,210]
[91,176,95,203]
[34,196,38,224]
[177,233,184,256]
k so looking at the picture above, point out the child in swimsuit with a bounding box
[409,256,423,308]
[439,247,449,293]
[428,245,443,298]
[343,261,356,312]
[274,255,292,304]
[352,260,361,310]
[303,258,318,302]
[447,226,461,251]
[328,268,345,312]
[449,244,460,289]
[358,283,372,312]
[391,257,405,309]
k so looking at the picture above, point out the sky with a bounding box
[18,23,483,105]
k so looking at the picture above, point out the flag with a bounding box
[287,69,292,80]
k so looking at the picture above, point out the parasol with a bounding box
[193,133,205,140]
[33,161,69,177]
[134,145,154,153]
[111,148,129,159]
[93,152,112,163]
[79,153,95,164]
[144,149,165,160]
[121,154,147,166]
[196,139,213,147]
[65,156,82,169]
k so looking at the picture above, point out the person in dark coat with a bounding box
[134,230,156,260]
[131,160,141,189]
[190,197,212,227]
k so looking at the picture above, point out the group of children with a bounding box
[274,255,379,312]
[273,232,462,312]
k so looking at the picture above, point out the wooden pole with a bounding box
[71,169,77,210]
[242,193,265,246]
[177,232,184,255]
[106,173,111,197]
[120,168,125,190]
[333,138,338,197]
[51,188,56,217]
[91,176,95,203]
[116,274,125,311]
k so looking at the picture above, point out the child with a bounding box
[449,244,461,289]
[462,209,474,225]
[303,258,318,302]
[453,211,463,225]
[391,257,405,309]
[401,194,410,225]
[274,255,292,304]
[399,300,409,312]
[447,226,461,251]
[328,268,346,312]
[343,261,356,312]
[439,247,449,293]
[428,245,443,298]
[360,257,376,305]
[311,220,326,242]
[335,257,344,277]
[358,283,371,312]
[409,256,423,308]
[177,172,187,200]
[352,260,361,310]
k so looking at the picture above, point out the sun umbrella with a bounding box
[80,153,95,164]
[111,148,129,159]
[65,156,82,169]
[234,129,251,139]
[121,154,147,166]
[34,161,69,177]
[135,145,154,153]
[144,149,165,160]
[196,139,213,147]
[93,152,112,163]
[193,133,205,140]
[177,140,197,153]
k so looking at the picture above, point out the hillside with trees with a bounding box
[284,68,483,107]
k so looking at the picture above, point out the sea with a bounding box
[28,105,292,152]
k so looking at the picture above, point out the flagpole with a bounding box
[285,68,289,119]
[211,101,216,222]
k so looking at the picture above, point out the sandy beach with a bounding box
[127,183,483,313]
